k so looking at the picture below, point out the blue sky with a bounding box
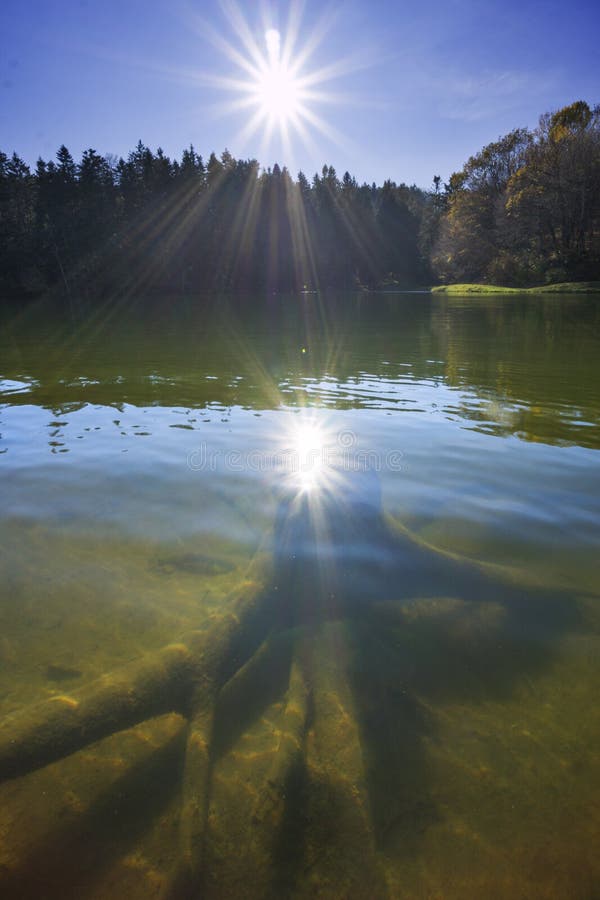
[2,0,598,188]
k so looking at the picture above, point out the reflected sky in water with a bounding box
[1,293,599,570]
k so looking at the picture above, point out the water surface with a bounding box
[1,292,599,898]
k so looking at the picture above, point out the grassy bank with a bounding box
[431,281,600,295]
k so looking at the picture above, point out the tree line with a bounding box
[432,100,600,285]
[0,143,427,296]
[0,100,598,298]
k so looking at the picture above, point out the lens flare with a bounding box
[265,28,281,63]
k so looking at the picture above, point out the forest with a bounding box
[0,100,598,297]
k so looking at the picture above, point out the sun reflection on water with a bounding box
[276,415,357,510]
[288,419,326,493]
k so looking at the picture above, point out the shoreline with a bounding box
[431,281,600,295]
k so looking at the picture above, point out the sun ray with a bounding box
[194,13,263,81]
[280,0,304,70]
[293,103,351,152]
[295,51,378,88]
[236,109,269,147]
[218,0,266,72]
[283,6,339,78]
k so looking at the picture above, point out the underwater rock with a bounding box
[45,663,83,682]
[151,553,235,577]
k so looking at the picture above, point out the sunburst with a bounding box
[201,0,361,163]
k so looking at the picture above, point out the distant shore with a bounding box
[431,282,600,295]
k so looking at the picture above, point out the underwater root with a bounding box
[176,640,311,894]
[0,561,272,784]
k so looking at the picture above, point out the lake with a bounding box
[1,291,599,898]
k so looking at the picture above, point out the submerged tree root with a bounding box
[177,690,217,888]
[0,713,187,897]
[301,624,389,899]
[200,635,311,899]
[0,502,581,897]
[0,560,272,783]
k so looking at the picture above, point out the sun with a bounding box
[199,1,358,161]
[254,29,302,125]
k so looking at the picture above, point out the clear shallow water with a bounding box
[0,292,599,898]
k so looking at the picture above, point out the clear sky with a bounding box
[2,0,599,188]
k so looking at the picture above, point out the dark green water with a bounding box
[0,292,599,898]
